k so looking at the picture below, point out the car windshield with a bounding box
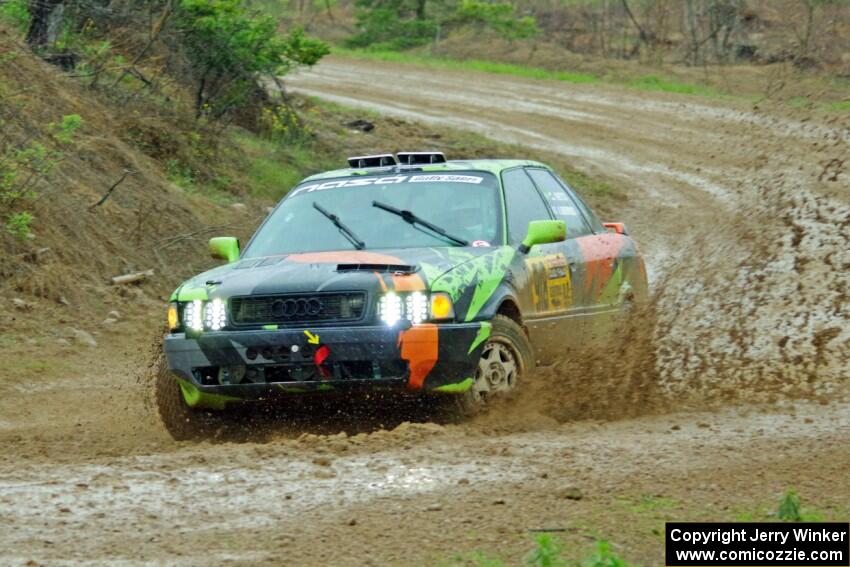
[243,171,502,257]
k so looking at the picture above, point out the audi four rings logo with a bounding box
[271,297,324,318]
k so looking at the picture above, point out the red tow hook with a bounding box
[313,345,331,379]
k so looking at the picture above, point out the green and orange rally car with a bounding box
[157,152,648,438]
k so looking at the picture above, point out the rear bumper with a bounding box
[163,322,490,403]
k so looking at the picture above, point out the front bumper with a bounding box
[163,322,491,404]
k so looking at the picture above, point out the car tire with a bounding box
[454,314,534,417]
[154,355,220,441]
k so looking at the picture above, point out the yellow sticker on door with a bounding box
[525,254,572,313]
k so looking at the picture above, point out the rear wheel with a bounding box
[456,315,534,416]
[154,355,222,441]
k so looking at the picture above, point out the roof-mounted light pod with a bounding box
[346,152,448,169]
[396,152,446,166]
[347,154,397,168]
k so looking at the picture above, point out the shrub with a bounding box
[174,0,328,119]
[5,211,34,239]
[51,114,84,144]
[0,0,29,31]
[527,534,567,567]
[347,0,538,50]
[580,540,634,567]
[778,490,802,522]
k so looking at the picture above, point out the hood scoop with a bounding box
[336,263,418,275]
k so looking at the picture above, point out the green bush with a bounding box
[347,0,538,50]
[454,0,537,41]
[1,114,83,239]
[527,534,567,567]
[51,114,84,144]
[0,0,29,31]
[174,0,328,119]
[580,541,634,567]
[5,211,34,239]
[347,5,438,50]
[778,490,802,521]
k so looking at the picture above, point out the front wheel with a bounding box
[154,356,223,441]
[456,315,534,416]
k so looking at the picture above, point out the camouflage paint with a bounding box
[468,322,492,354]
[398,324,439,390]
[433,377,474,393]
[163,159,649,403]
[427,246,516,322]
[177,377,239,409]
[176,287,209,302]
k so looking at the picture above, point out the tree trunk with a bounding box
[415,0,427,20]
[25,0,63,46]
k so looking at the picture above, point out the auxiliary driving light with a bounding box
[204,298,227,331]
[378,292,403,326]
[378,291,454,326]
[405,291,428,324]
[183,299,204,332]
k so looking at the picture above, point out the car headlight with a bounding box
[429,292,454,320]
[378,291,453,326]
[167,302,179,331]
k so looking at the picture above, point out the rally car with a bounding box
[157,152,648,438]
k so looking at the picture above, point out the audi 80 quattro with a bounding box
[157,152,648,438]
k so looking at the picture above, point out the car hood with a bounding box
[172,247,508,302]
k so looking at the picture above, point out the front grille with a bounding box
[230,292,367,326]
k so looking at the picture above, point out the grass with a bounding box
[441,536,636,567]
[336,47,598,84]
[625,74,718,96]
[734,491,832,523]
[618,495,679,516]
[336,46,850,110]
[825,100,850,111]
[334,47,721,98]
[230,131,329,201]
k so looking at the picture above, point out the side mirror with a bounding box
[603,222,628,235]
[209,236,240,263]
[519,220,566,253]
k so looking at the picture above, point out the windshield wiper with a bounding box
[372,200,469,247]
[313,202,366,250]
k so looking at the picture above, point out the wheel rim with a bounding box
[472,338,519,403]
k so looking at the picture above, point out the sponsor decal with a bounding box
[525,254,572,312]
[408,175,484,184]
[546,191,571,202]
[553,205,579,217]
[289,174,484,197]
[472,240,491,248]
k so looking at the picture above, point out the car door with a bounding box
[526,168,634,346]
[501,168,584,362]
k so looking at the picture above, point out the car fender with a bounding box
[429,246,521,323]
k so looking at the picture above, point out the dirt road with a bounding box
[2,58,848,566]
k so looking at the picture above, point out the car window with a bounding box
[501,168,552,245]
[243,172,502,257]
[526,168,592,237]
[551,172,605,233]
